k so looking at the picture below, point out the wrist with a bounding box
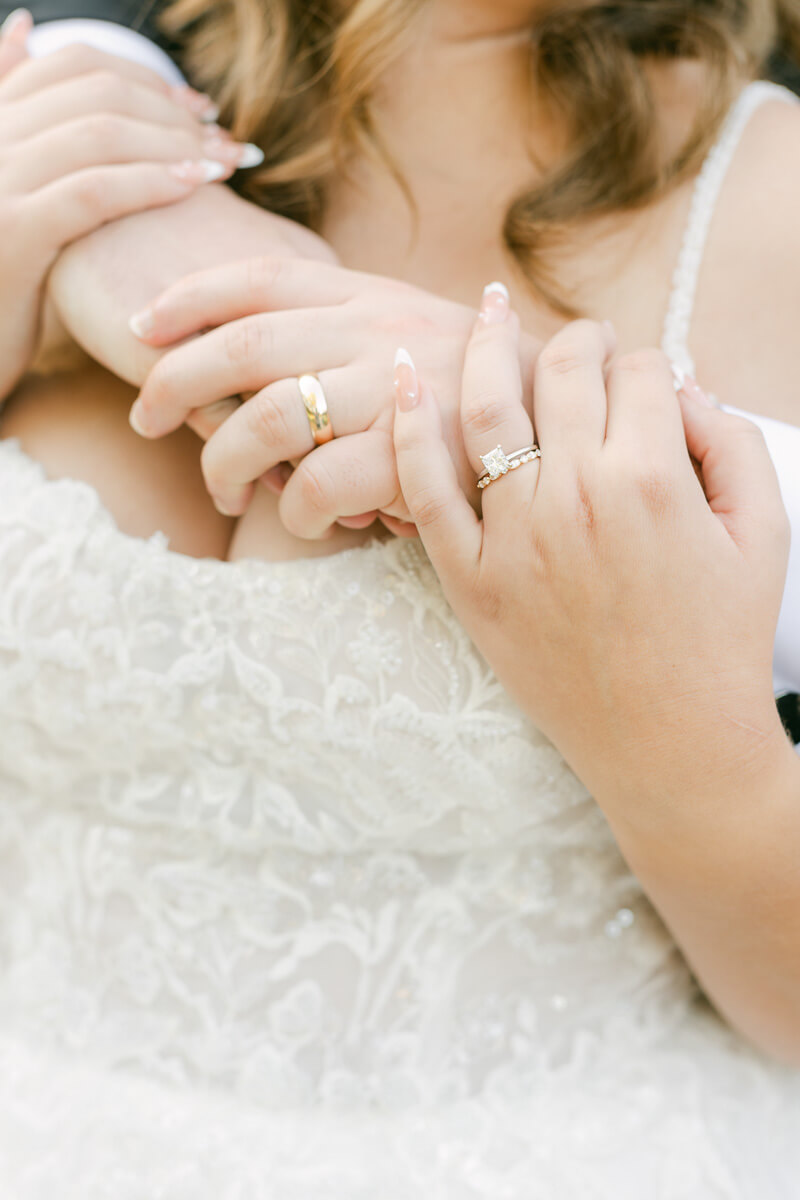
[597,706,798,861]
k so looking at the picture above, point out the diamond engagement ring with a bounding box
[477,444,541,490]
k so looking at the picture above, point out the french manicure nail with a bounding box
[172,86,219,122]
[236,142,264,169]
[212,497,235,517]
[129,309,154,339]
[129,403,147,436]
[1,7,32,36]
[202,139,264,169]
[394,347,419,411]
[479,281,510,324]
[681,376,714,408]
[169,159,229,184]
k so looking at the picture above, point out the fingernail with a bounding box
[169,159,229,184]
[172,86,219,122]
[129,403,147,436]
[479,281,510,324]
[236,143,264,169]
[1,7,32,36]
[212,497,235,517]
[681,376,714,408]
[129,309,154,339]
[393,347,419,411]
[600,319,617,350]
[202,138,264,169]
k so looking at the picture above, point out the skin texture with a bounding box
[14,16,800,560]
[0,17,262,403]
[2,2,800,1060]
[392,300,800,1064]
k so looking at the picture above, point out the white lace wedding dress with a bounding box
[0,83,799,1200]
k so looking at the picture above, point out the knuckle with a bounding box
[537,340,591,379]
[475,575,505,623]
[68,171,107,221]
[409,485,450,530]
[462,391,513,441]
[79,111,119,155]
[612,347,669,380]
[574,469,597,537]
[727,413,767,446]
[85,68,125,108]
[295,459,336,518]
[630,462,676,516]
[223,317,269,367]
[245,390,294,450]
[245,255,283,303]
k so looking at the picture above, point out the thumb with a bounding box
[0,8,32,78]
[677,376,788,556]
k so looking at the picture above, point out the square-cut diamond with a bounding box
[480,446,510,480]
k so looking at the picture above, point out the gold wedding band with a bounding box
[298,374,334,445]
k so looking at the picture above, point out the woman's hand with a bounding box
[393,288,793,829]
[126,259,539,535]
[0,12,255,401]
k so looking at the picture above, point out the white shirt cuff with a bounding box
[26,18,186,86]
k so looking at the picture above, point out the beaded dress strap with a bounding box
[661,81,799,381]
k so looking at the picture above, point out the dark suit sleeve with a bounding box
[0,0,179,60]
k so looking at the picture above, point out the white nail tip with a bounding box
[199,159,228,182]
[200,104,221,124]
[128,314,148,338]
[483,281,510,301]
[237,143,265,169]
[128,408,146,437]
[394,347,415,370]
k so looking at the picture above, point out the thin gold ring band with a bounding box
[477,443,540,490]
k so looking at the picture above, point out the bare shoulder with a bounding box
[692,92,800,422]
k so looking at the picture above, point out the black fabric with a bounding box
[0,0,177,60]
[777,692,800,746]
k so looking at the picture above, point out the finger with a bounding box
[533,319,616,465]
[0,41,176,102]
[1,71,209,142]
[128,255,355,346]
[378,513,419,539]
[677,379,789,558]
[278,430,401,540]
[393,359,480,578]
[199,369,357,516]
[1,114,243,191]
[26,158,228,251]
[336,511,380,530]
[129,315,354,438]
[185,396,241,441]
[604,347,688,465]
[460,284,536,515]
[0,8,31,78]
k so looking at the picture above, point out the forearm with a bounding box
[604,731,800,1065]
[48,183,335,387]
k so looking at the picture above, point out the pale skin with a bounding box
[1,1,800,1061]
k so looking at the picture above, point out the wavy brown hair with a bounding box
[159,0,800,312]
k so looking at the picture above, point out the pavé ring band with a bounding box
[477,443,541,490]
